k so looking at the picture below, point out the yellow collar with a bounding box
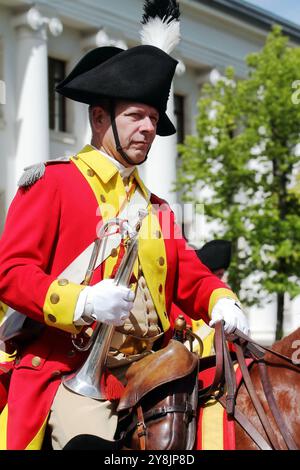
[76,144,149,199]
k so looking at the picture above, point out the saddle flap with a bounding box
[117,339,198,411]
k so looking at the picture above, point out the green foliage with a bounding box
[177,26,300,312]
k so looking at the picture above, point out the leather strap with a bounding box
[201,322,299,450]
[136,405,146,451]
[234,342,282,450]
[198,322,225,400]
[258,361,298,450]
[141,403,195,422]
[231,329,297,366]
[217,396,272,450]
[221,325,236,416]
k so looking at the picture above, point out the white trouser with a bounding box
[48,383,118,450]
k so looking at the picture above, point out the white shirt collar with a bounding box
[91,145,136,180]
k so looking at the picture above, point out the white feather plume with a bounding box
[140,16,180,54]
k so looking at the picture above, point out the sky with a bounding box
[244,0,300,26]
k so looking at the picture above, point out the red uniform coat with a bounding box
[0,145,235,449]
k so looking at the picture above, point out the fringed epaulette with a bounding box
[18,156,71,188]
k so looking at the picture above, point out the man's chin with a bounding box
[125,151,148,165]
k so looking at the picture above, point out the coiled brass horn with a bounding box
[62,210,147,399]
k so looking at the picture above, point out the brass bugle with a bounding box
[62,210,147,399]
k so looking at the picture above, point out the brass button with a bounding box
[50,293,60,304]
[73,156,79,160]
[87,169,95,177]
[144,293,148,301]
[158,257,165,266]
[110,248,118,257]
[58,279,69,286]
[48,314,57,323]
[158,284,163,294]
[156,230,162,239]
[31,356,41,367]
[100,194,106,203]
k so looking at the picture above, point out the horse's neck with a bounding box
[264,327,300,367]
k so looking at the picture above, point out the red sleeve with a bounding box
[0,174,59,322]
[173,229,230,324]
[154,199,236,325]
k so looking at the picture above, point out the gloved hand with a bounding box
[74,279,135,326]
[209,298,249,335]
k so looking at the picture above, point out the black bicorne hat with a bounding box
[56,45,178,136]
[196,240,232,272]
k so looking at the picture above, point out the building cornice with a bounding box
[193,0,300,43]
[0,0,295,77]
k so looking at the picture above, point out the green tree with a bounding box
[177,26,300,339]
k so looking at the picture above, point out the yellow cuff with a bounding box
[43,279,86,334]
[0,301,8,325]
[208,288,238,318]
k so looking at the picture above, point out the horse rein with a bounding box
[199,322,299,450]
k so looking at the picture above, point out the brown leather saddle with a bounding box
[116,339,199,450]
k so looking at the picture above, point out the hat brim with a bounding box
[56,45,177,137]
[157,112,176,136]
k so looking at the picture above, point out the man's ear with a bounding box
[90,106,106,132]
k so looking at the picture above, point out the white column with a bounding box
[143,60,186,214]
[143,87,177,207]
[11,7,62,197]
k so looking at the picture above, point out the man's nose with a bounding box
[140,116,156,132]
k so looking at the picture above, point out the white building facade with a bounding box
[0,0,299,344]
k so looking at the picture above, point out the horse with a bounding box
[233,327,300,450]
[1,321,299,450]
[115,321,299,451]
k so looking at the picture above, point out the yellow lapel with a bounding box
[72,145,169,331]
[72,146,126,279]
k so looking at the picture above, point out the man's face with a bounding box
[102,101,159,166]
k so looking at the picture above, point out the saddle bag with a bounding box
[116,339,199,450]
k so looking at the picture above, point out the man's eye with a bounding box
[126,112,140,118]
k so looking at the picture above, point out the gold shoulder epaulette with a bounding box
[18,156,71,188]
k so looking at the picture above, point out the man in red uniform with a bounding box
[0,44,249,450]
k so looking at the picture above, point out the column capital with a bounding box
[11,6,63,37]
[80,29,127,52]
[196,68,224,86]
[175,57,186,76]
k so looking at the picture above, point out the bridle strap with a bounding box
[234,341,282,449]
[202,322,299,450]
[258,361,298,450]
[231,329,298,366]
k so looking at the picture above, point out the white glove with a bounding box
[74,279,135,326]
[209,298,249,335]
